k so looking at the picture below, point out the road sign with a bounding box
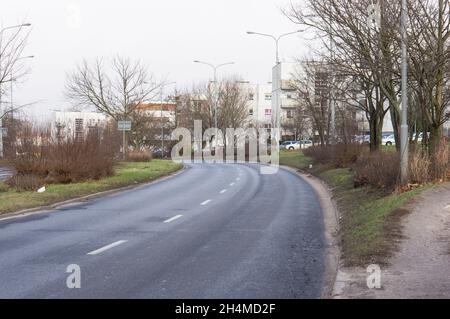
[0,128,7,137]
[117,121,132,131]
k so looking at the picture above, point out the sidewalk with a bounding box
[334,184,450,298]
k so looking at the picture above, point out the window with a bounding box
[265,94,272,100]
[264,109,272,116]
[249,93,254,100]
[75,119,83,132]
[286,110,293,119]
[287,94,292,99]
[249,109,254,115]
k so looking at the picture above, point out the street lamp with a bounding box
[160,81,176,158]
[0,23,32,158]
[400,0,409,184]
[193,60,235,147]
[246,30,304,64]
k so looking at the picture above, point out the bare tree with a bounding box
[0,23,32,119]
[285,0,402,149]
[291,60,331,146]
[65,56,161,121]
[408,0,450,154]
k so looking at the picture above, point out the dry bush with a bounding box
[7,126,118,189]
[6,174,43,192]
[303,143,366,168]
[409,150,431,184]
[353,151,400,189]
[127,149,152,162]
[431,139,449,181]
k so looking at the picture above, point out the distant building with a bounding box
[51,111,107,140]
[237,82,273,127]
[136,102,177,124]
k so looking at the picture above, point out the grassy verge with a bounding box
[280,150,432,266]
[279,150,313,170]
[0,160,183,215]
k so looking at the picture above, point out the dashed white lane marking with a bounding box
[164,215,183,223]
[236,177,240,181]
[201,199,211,206]
[220,189,227,194]
[87,240,127,255]
[445,205,450,210]
[230,183,235,186]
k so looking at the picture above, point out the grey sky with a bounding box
[2,0,308,120]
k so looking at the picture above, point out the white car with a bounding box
[281,141,301,150]
[300,140,313,149]
[382,134,396,146]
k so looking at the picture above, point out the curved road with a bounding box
[0,163,326,298]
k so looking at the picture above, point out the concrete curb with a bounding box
[0,165,187,222]
[280,165,340,299]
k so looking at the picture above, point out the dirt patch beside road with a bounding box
[334,184,450,298]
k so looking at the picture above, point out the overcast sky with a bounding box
[2,0,309,121]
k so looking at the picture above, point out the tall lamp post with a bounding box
[160,81,176,158]
[400,0,409,184]
[246,30,304,143]
[193,60,234,147]
[0,23,32,158]
[246,30,304,65]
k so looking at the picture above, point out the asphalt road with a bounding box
[0,163,326,298]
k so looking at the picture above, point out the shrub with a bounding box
[303,143,366,168]
[353,151,400,189]
[431,139,449,181]
[409,150,431,184]
[127,150,152,162]
[8,127,117,188]
[6,174,44,191]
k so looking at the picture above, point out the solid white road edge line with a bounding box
[220,189,227,194]
[87,240,128,255]
[201,199,211,206]
[164,214,183,223]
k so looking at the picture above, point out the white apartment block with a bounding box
[237,82,273,127]
[51,110,108,140]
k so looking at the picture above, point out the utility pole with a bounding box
[400,0,409,184]
[160,81,176,158]
[329,34,336,144]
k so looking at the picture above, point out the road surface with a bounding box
[0,163,326,298]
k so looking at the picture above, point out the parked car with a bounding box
[354,135,370,144]
[299,140,313,149]
[382,134,396,146]
[281,141,301,150]
[412,132,430,143]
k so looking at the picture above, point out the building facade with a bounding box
[51,111,107,140]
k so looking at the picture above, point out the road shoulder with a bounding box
[280,165,340,299]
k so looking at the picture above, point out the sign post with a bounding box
[117,120,132,160]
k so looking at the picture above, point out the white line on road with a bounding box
[236,177,240,181]
[87,240,127,255]
[164,214,183,223]
[201,199,211,206]
[230,183,235,186]
[220,189,227,194]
